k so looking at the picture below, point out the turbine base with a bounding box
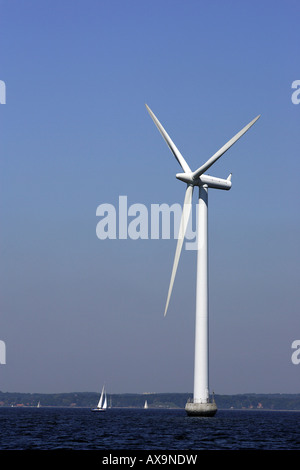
[185,400,217,417]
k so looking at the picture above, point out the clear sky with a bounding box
[0,0,299,395]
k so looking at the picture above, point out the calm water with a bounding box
[0,407,299,450]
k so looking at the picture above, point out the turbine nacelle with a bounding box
[176,172,232,190]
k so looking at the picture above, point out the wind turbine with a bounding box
[146,104,260,416]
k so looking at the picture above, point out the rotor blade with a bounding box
[191,114,261,180]
[164,185,193,316]
[145,104,191,173]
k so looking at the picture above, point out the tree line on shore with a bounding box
[0,391,300,410]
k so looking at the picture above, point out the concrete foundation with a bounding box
[185,401,217,417]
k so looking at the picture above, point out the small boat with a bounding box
[91,385,107,412]
[144,400,148,409]
[37,401,41,408]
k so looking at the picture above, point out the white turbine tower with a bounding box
[146,104,260,416]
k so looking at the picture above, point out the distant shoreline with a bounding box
[1,392,300,411]
[3,406,300,411]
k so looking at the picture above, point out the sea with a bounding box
[0,407,299,458]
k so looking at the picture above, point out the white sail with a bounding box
[103,392,107,410]
[144,400,148,409]
[92,385,107,412]
[97,386,105,409]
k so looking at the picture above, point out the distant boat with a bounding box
[144,400,148,409]
[37,401,41,408]
[91,385,107,412]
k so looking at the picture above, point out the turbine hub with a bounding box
[176,172,194,184]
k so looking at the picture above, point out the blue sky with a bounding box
[0,0,299,395]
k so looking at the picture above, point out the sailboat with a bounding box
[144,400,148,409]
[91,385,107,412]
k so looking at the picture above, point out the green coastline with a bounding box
[1,392,300,410]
